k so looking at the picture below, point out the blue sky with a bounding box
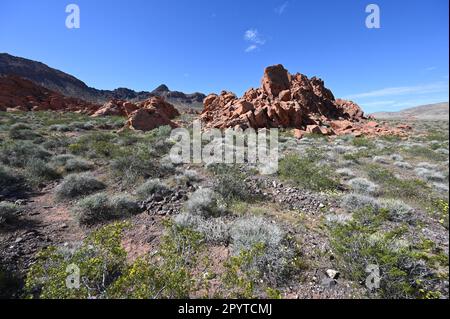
[0,0,448,113]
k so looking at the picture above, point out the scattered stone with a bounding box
[326,269,340,279]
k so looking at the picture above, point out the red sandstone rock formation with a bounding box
[201,64,408,138]
[124,96,180,131]
[0,76,180,132]
[0,75,99,113]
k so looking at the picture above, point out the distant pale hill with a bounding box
[371,102,449,121]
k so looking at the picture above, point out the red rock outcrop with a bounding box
[123,96,180,132]
[0,76,180,132]
[0,75,99,113]
[201,64,408,138]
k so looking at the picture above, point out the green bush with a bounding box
[229,216,300,286]
[185,188,226,218]
[347,178,379,195]
[55,174,106,200]
[136,179,170,200]
[25,221,204,299]
[0,165,28,197]
[9,123,41,140]
[352,137,375,148]
[73,193,140,225]
[110,151,159,185]
[25,222,129,299]
[330,208,440,299]
[109,223,204,299]
[0,141,51,168]
[279,153,339,191]
[173,212,230,244]
[25,159,61,186]
[212,165,256,202]
[0,202,22,226]
[366,164,433,205]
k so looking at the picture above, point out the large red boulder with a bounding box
[127,108,177,132]
[92,100,126,117]
[261,64,291,97]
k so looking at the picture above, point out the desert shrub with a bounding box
[373,156,389,164]
[333,145,357,155]
[279,153,339,191]
[55,174,106,200]
[51,154,95,173]
[25,159,61,185]
[336,168,356,178]
[330,215,439,299]
[69,132,119,159]
[0,202,22,226]
[173,212,230,244]
[435,148,449,156]
[352,137,375,148]
[343,149,373,162]
[414,167,446,183]
[341,193,380,212]
[347,178,379,195]
[50,154,77,166]
[416,162,439,170]
[0,141,51,168]
[405,145,447,161]
[41,135,71,152]
[0,265,21,299]
[64,158,94,173]
[9,123,40,140]
[210,165,256,202]
[0,165,28,197]
[433,182,449,193]
[229,216,299,286]
[366,164,396,184]
[184,170,201,181]
[379,199,414,222]
[25,221,205,299]
[158,156,176,174]
[136,179,170,200]
[394,161,412,169]
[68,121,91,131]
[48,124,71,132]
[185,188,226,217]
[25,222,129,299]
[366,164,432,200]
[109,222,204,299]
[73,193,140,225]
[110,151,159,185]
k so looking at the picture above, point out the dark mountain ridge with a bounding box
[0,53,205,106]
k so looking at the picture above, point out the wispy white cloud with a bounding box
[275,2,289,15]
[244,29,265,44]
[244,29,265,53]
[425,66,437,71]
[245,45,258,53]
[345,82,449,99]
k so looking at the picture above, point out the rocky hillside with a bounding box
[372,102,449,121]
[0,75,99,113]
[0,53,205,105]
